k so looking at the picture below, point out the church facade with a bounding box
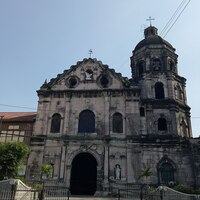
[27,26,200,195]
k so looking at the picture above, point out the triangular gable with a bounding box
[39,58,131,91]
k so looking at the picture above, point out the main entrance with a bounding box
[70,152,97,195]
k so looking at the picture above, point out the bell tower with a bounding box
[131,25,192,137]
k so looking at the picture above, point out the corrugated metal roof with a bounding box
[0,112,37,122]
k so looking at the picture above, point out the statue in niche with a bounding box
[152,59,161,71]
[85,69,93,80]
[114,164,121,180]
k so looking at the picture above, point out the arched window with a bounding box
[137,61,145,78]
[159,162,175,183]
[158,118,167,131]
[112,112,123,133]
[140,107,145,117]
[50,113,61,133]
[169,60,175,72]
[177,85,183,100]
[181,118,188,137]
[78,110,95,133]
[155,82,165,99]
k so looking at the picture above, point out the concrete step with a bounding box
[45,197,117,200]
[70,198,117,200]
[45,196,117,200]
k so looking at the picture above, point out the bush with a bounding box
[14,176,26,184]
[32,182,43,189]
[195,189,200,194]
[41,164,53,178]
[173,184,195,194]
[148,185,156,192]
[0,142,30,180]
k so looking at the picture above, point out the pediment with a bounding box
[40,58,130,91]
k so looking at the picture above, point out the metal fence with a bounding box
[0,189,39,200]
[109,183,146,200]
[146,186,200,200]
[0,190,15,200]
[43,187,69,200]
[0,188,70,200]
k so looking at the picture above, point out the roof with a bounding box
[0,112,37,122]
[134,26,175,51]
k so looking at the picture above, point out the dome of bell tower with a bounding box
[134,26,175,51]
[130,25,178,82]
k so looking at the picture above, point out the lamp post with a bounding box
[159,186,167,200]
[9,179,17,200]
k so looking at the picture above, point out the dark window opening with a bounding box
[169,60,175,71]
[158,118,167,131]
[181,119,188,137]
[78,110,95,133]
[69,77,78,88]
[100,75,109,88]
[140,107,145,117]
[112,112,123,133]
[177,86,183,100]
[160,163,175,183]
[137,61,145,78]
[155,82,165,99]
[50,113,61,133]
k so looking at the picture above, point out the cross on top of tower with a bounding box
[146,16,155,26]
[88,49,93,58]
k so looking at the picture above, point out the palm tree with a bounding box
[138,167,154,183]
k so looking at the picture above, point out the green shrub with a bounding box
[173,184,195,194]
[148,185,156,192]
[41,164,53,178]
[194,189,200,194]
[32,182,43,189]
[14,176,26,184]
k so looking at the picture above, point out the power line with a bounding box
[0,103,37,111]
[161,0,191,38]
[160,0,187,36]
[1,102,200,119]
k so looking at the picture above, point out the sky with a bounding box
[0,0,200,137]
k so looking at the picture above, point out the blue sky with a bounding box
[0,0,200,137]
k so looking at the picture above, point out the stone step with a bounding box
[70,198,117,200]
[45,197,117,200]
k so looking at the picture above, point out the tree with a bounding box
[138,167,154,183]
[41,164,53,178]
[0,141,30,180]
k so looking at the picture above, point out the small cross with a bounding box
[146,16,155,26]
[88,49,93,58]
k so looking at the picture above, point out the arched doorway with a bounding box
[70,152,97,195]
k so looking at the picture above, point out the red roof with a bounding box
[0,112,37,122]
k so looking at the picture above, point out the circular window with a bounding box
[98,74,112,88]
[66,76,79,88]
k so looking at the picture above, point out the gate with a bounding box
[0,190,15,200]
[0,189,39,200]
[43,187,70,200]
[0,179,39,200]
